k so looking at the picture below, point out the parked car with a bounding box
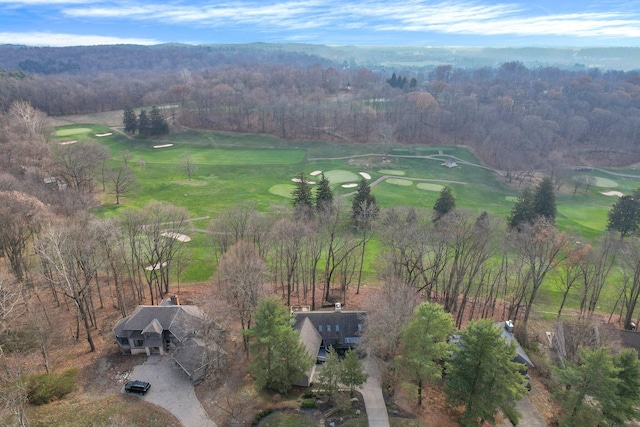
[125,380,150,395]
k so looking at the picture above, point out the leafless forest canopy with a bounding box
[1,44,640,173]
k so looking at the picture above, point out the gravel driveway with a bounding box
[127,355,217,427]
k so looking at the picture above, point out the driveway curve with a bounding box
[128,355,217,427]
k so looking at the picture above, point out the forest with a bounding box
[2,43,640,426]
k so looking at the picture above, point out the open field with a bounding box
[54,124,640,299]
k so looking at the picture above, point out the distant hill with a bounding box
[0,43,638,74]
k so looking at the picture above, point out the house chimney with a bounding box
[335,302,341,312]
[170,294,179,305]
[505,320,514,333]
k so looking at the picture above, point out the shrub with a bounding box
[301,398,318,408]
[251,408,274,426]
[27,368,77,405]
[303,389,315,398]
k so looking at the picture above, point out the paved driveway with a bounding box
[127,355,217,427]
[359,359,390,427]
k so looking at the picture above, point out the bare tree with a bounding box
[35,221,97,352]
[182,152,196,181]
[7,100,50,141]
[107,166,138,204]
[52,141,111,193]
[214,241,267,355]
[0,191,46,283]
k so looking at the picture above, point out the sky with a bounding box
[1,0,640,47]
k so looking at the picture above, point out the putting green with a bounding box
[417,183,444,192]
[324,169,360,184]
[574,175,618,188]
[379,169,406,176]
[269,184,295,198]
[386,178,413,186]
[56,127,92,137]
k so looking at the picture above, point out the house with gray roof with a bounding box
[113,296,223,383]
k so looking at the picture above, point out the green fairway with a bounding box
[63,124,640,285]
[56,127,92,137]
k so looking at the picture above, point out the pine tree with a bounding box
[137,109,151,136]
[398,302,454,405]
[607,348,640,425]
[445,320,527,426]
[149,105,169,136]
[122,107,137,134]
[607,194,639,238]
[291,172,313,216]
[316,346,341,402]
[315,173,334,212]
[533,176,556,221]
[433,186,455,221]
[341,349,368,397]
[245,297,313,393]
[508,186,535,230]
[352,178,378,225]
[553,347,621,427]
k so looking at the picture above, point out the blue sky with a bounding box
[1,0,640,47]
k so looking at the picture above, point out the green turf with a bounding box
[56,127,92,137]
[385,178,413,186]
[416,183,444,192]
[69,124,640,288]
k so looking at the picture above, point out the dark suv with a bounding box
[124,380,150,395]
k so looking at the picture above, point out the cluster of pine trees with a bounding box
[123,106,169,137]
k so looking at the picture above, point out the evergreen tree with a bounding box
[122,106,137,134]
[245,297,313,393]
[607,348,640,425]
[398,302,454,406]
[445,320,527,426]
[533,176,556,222]
[149,105,169,136]
[508,186,535,230]
[291,172,313,215]
[433,186,455,221]
[315,172,334,212]
[607,194,639,238]
[341,349,368,397]
[316,346,341,402]
[553,347,621,427]
[352,178,378,225]
[137,109,151,136]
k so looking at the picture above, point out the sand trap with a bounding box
[310,170,322,176]
[95,133,113,137]
[161,232,191,242]
[342,183,358,188]
[153,144,174,149]
[291,178,315,184]
[59,140,77,145]
[602,191,624,197]
[145,261,167,271]
[359,172,371,180]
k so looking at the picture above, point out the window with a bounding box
[118,337,129,346]
[327,325,331,332]
[318,325,323,332]
[358,324,362,331]
[134,339,144,347]
[335,325,340,332]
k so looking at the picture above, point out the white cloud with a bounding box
[0,32,160,46]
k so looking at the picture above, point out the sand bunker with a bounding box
[153,144,174,149]
[310,170,322,176]
[602,191,624,197]
[359,172,371,180]
[95,133,113,137]
[342,183,358,188]
[59,140,77,145]
[161,232,191,242]
[291,178,316,184]
[145,261,167,271]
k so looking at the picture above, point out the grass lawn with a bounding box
[58,125,640,304]
[258,412,316,427]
